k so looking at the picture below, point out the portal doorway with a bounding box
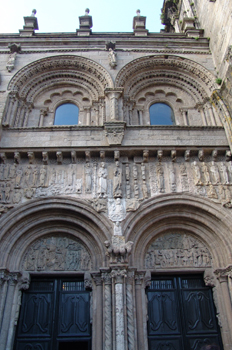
[147,275,223,350]
[14,277,91,350]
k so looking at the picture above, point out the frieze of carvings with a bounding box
[145,233,212,269]
[115,56,216,97]
[22,235,92,271]
[8,55,113,98]
[105,236,133,264]
[104,122,126,146]
[89,198,107,212]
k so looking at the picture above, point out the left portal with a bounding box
[14,277,91,350]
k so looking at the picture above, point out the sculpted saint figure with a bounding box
[193,161,203,186]
[220,163,229,184]
[202,162,211,185]
[113,161,122,198]
[85,163,92,193]
[210,161,220,185]
[97,162,107,198]
[108,48,117,68]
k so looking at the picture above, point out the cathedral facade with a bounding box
[0,1,232,349]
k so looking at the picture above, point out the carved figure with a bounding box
[108,48,117,69]
[15,167,23,188]
[220,163,229,184]
[180,163,189,192]
[85,163,92,193]
[97,162,107,198]
[210,161,220,185]
[6,52,17,73]
[105,237,133,263]
[24,166,31,187]
[192,161,203,186]
[157,163,165,193]
[9,164,16,179]
[202,162,211,185]
[170,163,176,192]
[4,183,11,202]
[145,233,211,269]
[32,167,39,186]
[23,236,91,271]
[89,198,107,212]
[113,161,122,198]
[39,166,46,186]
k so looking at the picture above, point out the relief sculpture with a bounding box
[22,235,92,271]
[145,233,212,269]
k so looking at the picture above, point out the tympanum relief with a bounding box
[145,233,212,269]
[1,154,232,219]
[22,235,92,271]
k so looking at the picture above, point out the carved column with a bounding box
[10,96,19,127]
[216,271,232,349]
[5,273,30,350]
[23,103,33,127]
[39,108,48,127]
[0,270,8,330]
[105,89,123,121]
[207,103,216,126]
[101,270,112,350]
[2,92,17,126]
[126,269,137,350]
[0,273,20,350]
[92,273,103,350]
[135,271,147,350]
[111,268,127,350]
[85,107,91,126]
[180,108,188,126]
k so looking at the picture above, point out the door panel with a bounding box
[14,278,91,350]
[147,275,223,350]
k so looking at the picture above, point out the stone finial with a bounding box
[31,9,37,17]
[19,9,38,36]
[133,9,148,36]
[77,8,93,36]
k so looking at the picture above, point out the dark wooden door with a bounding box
[147,275,223,350]
[14,278,91,350]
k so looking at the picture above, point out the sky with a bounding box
[0,0,164,34]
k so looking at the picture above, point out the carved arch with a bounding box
[3,55,114,127]
[0,197,112,271]
[116,55,219,126]
[123,193,232,269]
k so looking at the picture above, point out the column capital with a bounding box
[91,272,102,286]
[111,268,127,284]
[135,271,146,285]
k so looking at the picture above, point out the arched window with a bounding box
[54,103,79,125]
[150,103,174,125]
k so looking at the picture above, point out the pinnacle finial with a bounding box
[136,9,141,16]
[31,9,37,16]
[85,8,90,15]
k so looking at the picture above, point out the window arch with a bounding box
[149,103,174,125]
[54,103,79,125]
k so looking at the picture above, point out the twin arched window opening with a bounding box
[53,102,174,126]
[149,103,175,126]
[54,103,79,126]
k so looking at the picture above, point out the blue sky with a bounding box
[0,0,164,33]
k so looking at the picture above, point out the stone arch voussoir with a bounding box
[123,193,232,269]
[0,197,112,271]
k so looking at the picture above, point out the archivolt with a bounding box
[116,55,217,102]
[123,193,232,269]
[8,55,114,101]
[0,197,112,270]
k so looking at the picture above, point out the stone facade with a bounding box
[0,5,232,350]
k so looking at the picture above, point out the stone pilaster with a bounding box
[101,269,112,350]
[92,273,103,350]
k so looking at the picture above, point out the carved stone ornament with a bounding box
[89,198,107,212]
[104,122,126,146]
[145,233,212,269]
[108,198,125,222]
[105,236,133,264]
[22,235,92,271]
